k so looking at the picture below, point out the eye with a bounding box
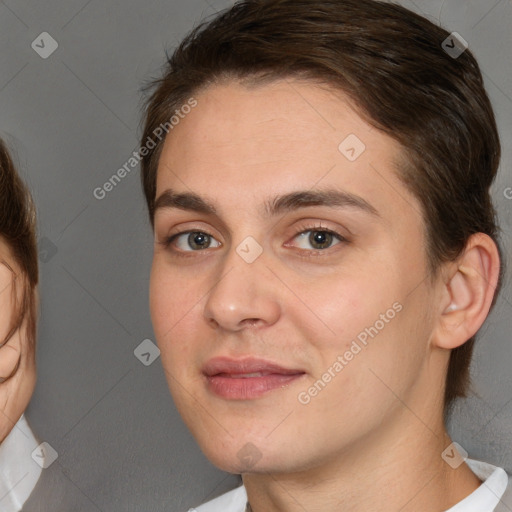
[159,224,347,257]
[290,226,346,252]
[163,231,221,252]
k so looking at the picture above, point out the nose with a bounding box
[203,244,281,332]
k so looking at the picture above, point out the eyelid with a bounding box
[288,220,347,240]
[156,219,223,244]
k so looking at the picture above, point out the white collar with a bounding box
[445,458,509,512]
[0,414,42,511]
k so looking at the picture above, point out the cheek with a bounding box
[149,262,203,363]
[150,262,187,331]
[0,286,14,340]
[301,269,395,346]
[301,265,414,385]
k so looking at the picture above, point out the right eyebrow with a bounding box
[154,189,217,216]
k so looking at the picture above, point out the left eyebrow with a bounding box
[153,187,380,219]
[264,188,380,218]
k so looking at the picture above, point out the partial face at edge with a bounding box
[149,79,445,474]
[0,238,36,442]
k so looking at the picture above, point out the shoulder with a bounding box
[190,485,247,512]
[494,472,512,512]
[463,458,512,512]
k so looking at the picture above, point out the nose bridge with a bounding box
[203,237,281,330]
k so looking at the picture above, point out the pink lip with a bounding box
[202,357,306,400]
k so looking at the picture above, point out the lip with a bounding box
[202,357,306,400]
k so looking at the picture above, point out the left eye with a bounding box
[291,229,344,251]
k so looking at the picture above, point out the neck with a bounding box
[242,412,481,512]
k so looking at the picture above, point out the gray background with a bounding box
[0,0,511,510]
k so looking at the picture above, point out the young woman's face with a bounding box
[0,239,36,442]
[150,80,445,473]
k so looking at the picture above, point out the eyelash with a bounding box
[159,223,348,259]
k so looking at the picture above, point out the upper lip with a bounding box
[202,357,305,377]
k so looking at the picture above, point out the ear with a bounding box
[432,233,501,350]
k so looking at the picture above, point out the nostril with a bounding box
[242,318,261,326]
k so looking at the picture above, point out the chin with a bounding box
[203,450,271,474]
[195,434,296,475]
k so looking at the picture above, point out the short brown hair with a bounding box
[0,138,38,381]
[140,0,505,415]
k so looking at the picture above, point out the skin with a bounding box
[0,237,36,443]
[149,79,500,511]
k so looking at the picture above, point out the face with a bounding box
[0,238,36,442]
[150,79,445,474]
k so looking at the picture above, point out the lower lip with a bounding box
[205,373,305,400]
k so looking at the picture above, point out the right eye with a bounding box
[163,230,222,253]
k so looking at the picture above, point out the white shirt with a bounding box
[190,458,510,512]
[0,415,42,512]
[449,459,509,512]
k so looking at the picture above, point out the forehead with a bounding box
[155,79,418,222]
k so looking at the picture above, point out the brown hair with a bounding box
[0,138,38,380]
[140,0,505,415]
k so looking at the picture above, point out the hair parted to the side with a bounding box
[0,138,39,381]
[139,0,505,416]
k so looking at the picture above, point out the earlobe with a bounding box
[434,233,500,350]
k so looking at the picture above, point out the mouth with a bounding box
[202,357,306,400]
[215,371,286,378]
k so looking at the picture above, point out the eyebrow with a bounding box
[153,187,380,219]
